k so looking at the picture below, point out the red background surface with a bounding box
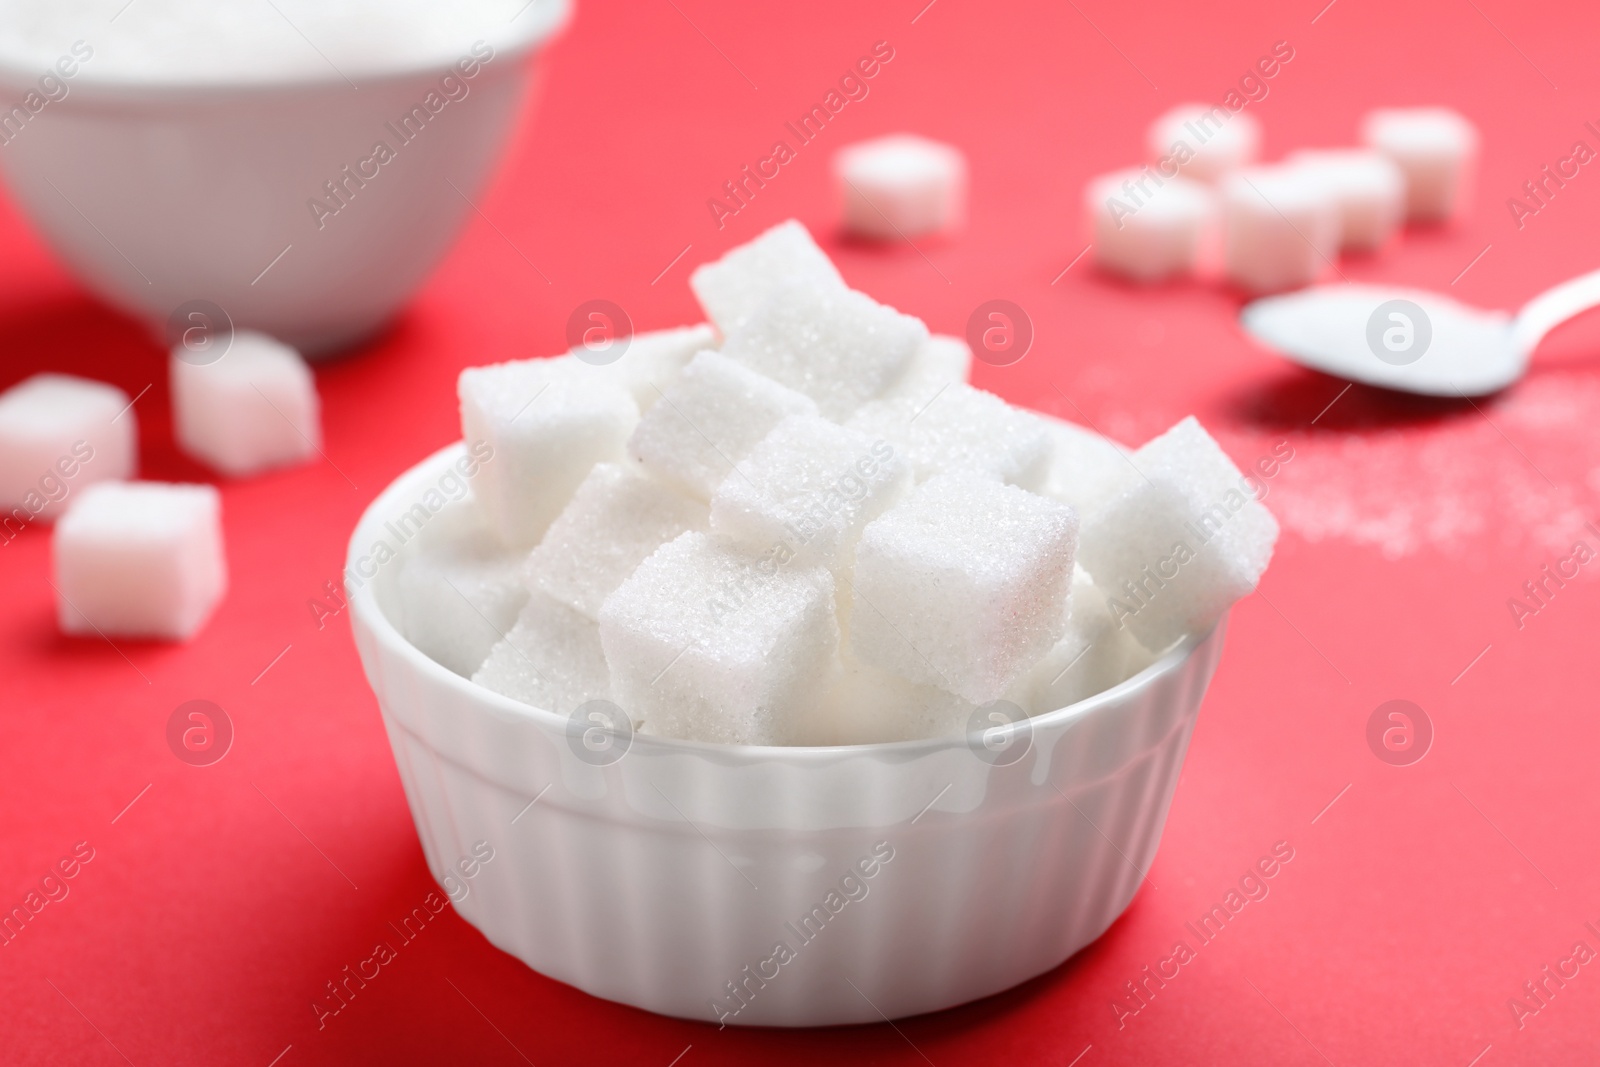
[4,0,1600,1063]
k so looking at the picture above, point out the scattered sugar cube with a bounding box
[171,331,320,477]
[1014,567,1158,715]
[816,651,973,745]
[709,415,911,570]
[524,461,707,620]
[833,133,967,240]
[0,373,135,526]
[847,383,1052,490]
[1361,107,1478,223]
[1287,148,1406,252]
[53,481,225,641]
[395,498,529,676]
[599,531,839,745]
[690,219,846,335]
[1038,415,1134,517]
[849,473,1078,703]
[627,350,817,500]
[1085,167,1215,283]
[721,281,928,420]
[459,357,640,547]
[887,334,973,402]
[572,323,718,410]
[1147,104,1261,183]
[473,590,611,714]
[1220,165,1340,293]
[1077,417,1278,651]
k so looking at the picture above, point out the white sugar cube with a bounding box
[816,652,972,745]
[1286,149,1406,252]
[0,374,135,527]
[1077,417,1278,651]
[709,415,911,570]
[1038,415,1134,517]
[459,357,640,547]
[886,334,973,402]
[1147,104,1261,183]
[833,133,967,240]
[396,499,529,676]
[1015,567,1158,715]
[846,383,1052,490]
[599,531,838,745]
[1361,107,1478,222]
[1086,167,1216,283]
[722,281,927,420]
[849,473,1078,703]
[571,323,718,410]
[690,219,846,335]
[1220,166,1340,293]
[524,461,706,619]
[53,481,225,641]
[627,350,817,500]
[171,331,320,477]
[473,590,611,714]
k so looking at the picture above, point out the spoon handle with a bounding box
[1513,266,1600,358]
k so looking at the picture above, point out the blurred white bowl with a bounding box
[348,443,1228,1026]
[0,1,568,355]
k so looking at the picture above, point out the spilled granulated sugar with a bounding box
[1237,373,1600,560]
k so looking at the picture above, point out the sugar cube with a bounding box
[171,331,320,477]
[1086,167,1215,283]
[626,350,817,500]
[0,373,135,527]
[53,481,225,641]
[846,383,1052,490]
[1038,415,1135,517]
[1147,104,1261,183]
[599,531,838,745]
[1077,417,1278,651]
[1360,107,1477,222]
[1014,566,1158,715]
[886,334,973,402]
[849,473,1078,703]
[709,415,911,570]
[473,590,611,715]
[571,323,718,410]
[690,219,846,335]
[816,651,973,745]
[524,461,707,620]
[833,133,967,240]
[395,498,529,676]
[721,281,928,420]
[1286,148,1406,252]
[1220,165,1340,294]
[459,357,640,547]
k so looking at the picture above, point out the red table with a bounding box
[5,1,1600,1063]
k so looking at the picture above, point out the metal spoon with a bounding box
[1239,268,1600,397]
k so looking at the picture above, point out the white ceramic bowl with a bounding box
[348,444,1227,1026]
[0,2,568,355]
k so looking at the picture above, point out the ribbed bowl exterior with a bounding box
[349,445,1226,1027]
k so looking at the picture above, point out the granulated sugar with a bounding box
[0,0,564,84]
[1243,373,1600,560]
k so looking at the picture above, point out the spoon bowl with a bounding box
[1240,267,1600,397]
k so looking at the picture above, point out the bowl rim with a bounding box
[0,0,569,97]
[348,441,1220,764]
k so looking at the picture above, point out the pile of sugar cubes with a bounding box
[1087,104,1478,292]
[394,219,1279,746]
[1,329,322,641]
